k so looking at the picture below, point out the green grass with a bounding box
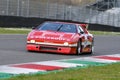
[90,30,120,35]
[0,28,120,35]
[0,28,31,34]
[3,63,120,80]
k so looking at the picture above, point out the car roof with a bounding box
[45,21,79,25]
[44,21,87,27]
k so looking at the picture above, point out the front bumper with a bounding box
[26,44,77,54]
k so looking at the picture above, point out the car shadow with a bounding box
[27,51,94,56]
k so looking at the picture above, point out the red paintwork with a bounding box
[94,56,120,61]
[26,44,77,54]
[13,64,64,71]
[26,21,93,54]
[27,30,78,43]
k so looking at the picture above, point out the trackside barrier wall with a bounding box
[0,16,120,32]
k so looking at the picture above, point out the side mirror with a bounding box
[80,31,84,34]
[32,27,36,30]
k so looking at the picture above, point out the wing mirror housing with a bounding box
[32,27,36,30]
[80,31,84,34]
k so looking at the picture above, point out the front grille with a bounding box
[40,46,58,51]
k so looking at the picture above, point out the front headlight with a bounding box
[64,42,69,46]
[70,43,77,47]
[30,40,35,43]
[63,42,77,47]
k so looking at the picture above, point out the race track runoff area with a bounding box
[0,54,120,79]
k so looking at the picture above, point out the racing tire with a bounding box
[88,46,94,54]
[76,40,82,55]
[88,40,94,54]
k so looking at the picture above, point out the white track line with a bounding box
[32,61,85,68]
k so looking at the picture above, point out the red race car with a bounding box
[26,21,94,55]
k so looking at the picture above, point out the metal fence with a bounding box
[0,0,120,27]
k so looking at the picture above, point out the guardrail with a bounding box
[0,0,120,28]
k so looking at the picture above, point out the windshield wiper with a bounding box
[57,25,63,31]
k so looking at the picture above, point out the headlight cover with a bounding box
[30,40,35,43]
[64,42,77,47]
[64,42,69,46]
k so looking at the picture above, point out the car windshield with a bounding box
[36,22,77,33]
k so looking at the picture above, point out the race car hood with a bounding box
[28,30,78,43]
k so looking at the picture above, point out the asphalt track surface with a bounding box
[0,34,120,65]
